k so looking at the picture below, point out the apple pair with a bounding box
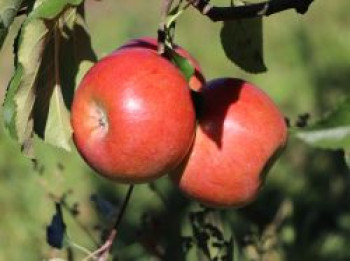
[70,37,288,208]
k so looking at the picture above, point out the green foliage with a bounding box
[220,17,267,73]
[164,1,195,83]
[0,0,24,49]
[2,0,96,156]
[184,207,235,261]
[30,0,83,19]
[293,98,350,164]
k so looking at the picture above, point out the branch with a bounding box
[16,9,27,17]
[84,185,134,261]
[112,184,134,231]
[188,0,314,22]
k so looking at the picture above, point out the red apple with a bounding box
[118,37,205,91]
[170,78,288,208]
[71,48,196,183]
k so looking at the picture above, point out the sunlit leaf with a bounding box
[0,0,24,49]
[294,98,350,150]
[30,0,83,19]
[75,60,94,88]
[220,17,267,73]
[43,84,72,151]
[2,0,96,156]
[3,65,23,139]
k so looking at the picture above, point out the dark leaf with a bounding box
[46,203,66,249]
[90,194,119,220]
[189,208,233,260]
[205,223,225,241]
[226,236,235,261]
[220,17,267,73]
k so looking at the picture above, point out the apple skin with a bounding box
[170,78,288,208]
[118,37,205,91]
[71,48,196,183]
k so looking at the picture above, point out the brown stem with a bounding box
[89,185,134,261]
[113,185,134,230]
[188,0,314,22]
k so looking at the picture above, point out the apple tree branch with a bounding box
[187,0,315,22]
[83,185,134,261]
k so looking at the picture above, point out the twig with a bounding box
[158,0,174,55]
[85,185,134,261]
[16,8,27,17]
[112,185,135,230]
[68,240,94,256]
[165,1,192,29]
[187,0,314,22]
[82,230,116,261]
[263,199,293,238]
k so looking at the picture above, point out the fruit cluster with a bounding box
[71,37,288,208]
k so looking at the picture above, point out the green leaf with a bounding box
[293,98,350,150]
[43,84,72,151]
[30,0,83,20]
[3,65,24,139]
[0,0,24,49]
[220,17,267,73]
[3,0,96,156]
[75,60,94,88]
[11,18,45,153]
[171,51,195,82]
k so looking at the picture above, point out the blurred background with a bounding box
[0,0,349,260]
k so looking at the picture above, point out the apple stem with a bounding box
[187,0,314,21]
[158,0,174,55]
[113,184,135,230]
